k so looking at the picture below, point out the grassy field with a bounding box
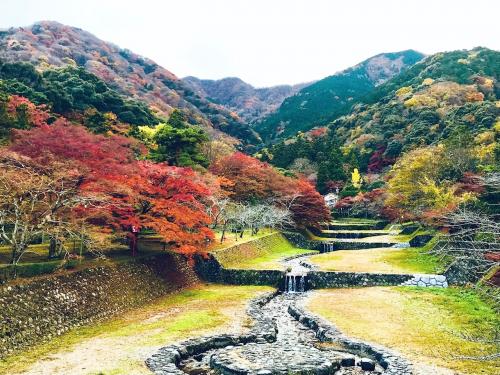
[224,246,315,270]
[0,284,272,375]
[309,246,444,274]
[308,287,500,375]
[217,233,316,270]
[208,228,276,252]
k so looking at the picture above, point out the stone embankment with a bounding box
[0,253,198,357]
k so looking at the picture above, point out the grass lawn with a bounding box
[0,284,272,375]
[218,233,317,270]
[309,246,445,274]
[224,247,316,270]
[308,287,500,375]
[209,228,276,252]
[330,218,381,224]
[308,230,402,244]
[321,229,392,235]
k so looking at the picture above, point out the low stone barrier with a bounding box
[400,274,448,287]
[307,271,414,288]
[288,303,413,375]
[409,234,433,247]
[0,253,198,357]
[195,253,285,288]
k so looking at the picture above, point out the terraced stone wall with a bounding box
[194,253,284,288]
[307,271,413,288]
[0,253,198,357]
[211,232,288,266]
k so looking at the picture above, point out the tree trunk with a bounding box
[10,245,17,265]
[220,227,226,243]
[129,231,138,257]
[48,238,63,259]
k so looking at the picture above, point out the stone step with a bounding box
[318,230,394,239]
[327,221,388,231]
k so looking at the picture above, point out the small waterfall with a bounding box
[322,242,335,252]
[285,274,307,293]
[299,275,305,292]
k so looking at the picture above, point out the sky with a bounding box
[1,0,499,87]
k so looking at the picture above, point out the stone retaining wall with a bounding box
[195,254,285,288]
[282,231,321,250]
[0,253,198,357]
[409,234,433,247]
[307,271,414,288]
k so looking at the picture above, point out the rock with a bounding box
[360,358,376,371]
[341,356,356,367]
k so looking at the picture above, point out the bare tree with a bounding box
[432,209,499,287]
[0,152,96,274]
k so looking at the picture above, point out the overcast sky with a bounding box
[1,0,499,87]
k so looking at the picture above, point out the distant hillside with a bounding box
[254,50,425,142]
[0,21,259,144]
[183,76,310,123]
[264,47,499,192]
[330,47,499,155]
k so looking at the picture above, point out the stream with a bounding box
[147,253,408,374]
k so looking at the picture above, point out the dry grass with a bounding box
[307,287,499,375]
[208,229,276,252]
[0,284,272,375]
[217,233,316,270]
[309,247,442,274]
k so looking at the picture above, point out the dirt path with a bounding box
[7,285,269,375]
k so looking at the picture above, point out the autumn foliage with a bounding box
[9,120,214,256]
[211,152,330,228]
[2,94,330,263]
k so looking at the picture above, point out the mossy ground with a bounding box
[308,287,500,375]
[0,284,271,375]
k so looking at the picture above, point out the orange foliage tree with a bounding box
[10,121,214,256]
[211,152,329,228]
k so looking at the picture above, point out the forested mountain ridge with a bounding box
[263,47,500,217]
[253,50,425,141]
[183,76,310,123]
[328,47,500,161]
[0,21,260,144]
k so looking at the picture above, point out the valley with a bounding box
[0,6,498,375]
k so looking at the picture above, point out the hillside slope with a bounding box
[183,76,309,123]
[264,47,499,193]
[0,21,259,144]
[254,50,424,141]
[329,47,500,157]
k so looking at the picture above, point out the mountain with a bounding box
[0,21,259,144]
[254,50,425,142]
[183,76,310,123]
[329,47,499,155]
[264,47,499,190]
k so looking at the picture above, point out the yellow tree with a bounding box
[351,168,363,189]
[385,145,475,217]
